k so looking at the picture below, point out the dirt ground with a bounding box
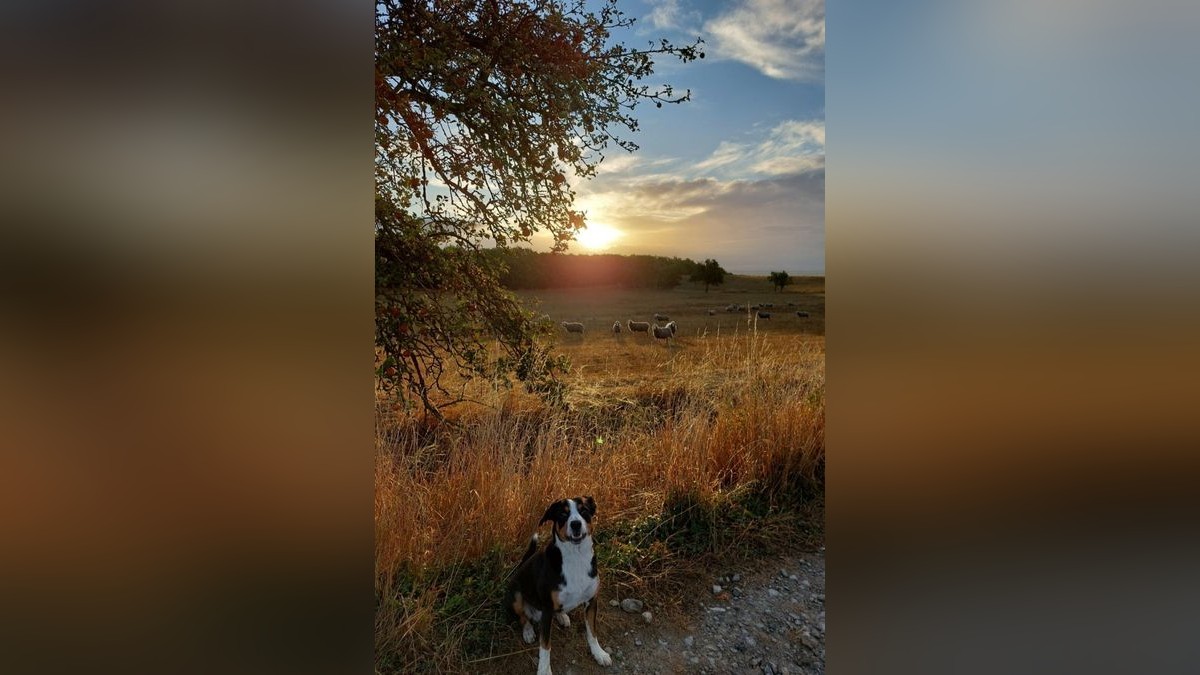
[478,546,825,675]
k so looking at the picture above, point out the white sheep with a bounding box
[612,321,622,333]
[654,313,670,322]
[708,309,717,316]
[627,320,651,333]
[757,311,771,319]
[561,321,585,334]
[651,324,674,341]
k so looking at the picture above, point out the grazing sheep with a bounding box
[750,304,761,310]
[763,303,774,308]
[627,320,651,333]
[654,313,670,322]
[725,304,738,312]
[795,311,809,318]
[786,302,796,307]
[561,321,585,334]
[651,324,674,341]
[757,311,771,319]
[707,309,717,316]
[612,321,622,333]
[666,320,677,335]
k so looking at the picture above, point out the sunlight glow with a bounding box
[574,221,622,250]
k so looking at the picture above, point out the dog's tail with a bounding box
[519,532,539,565]
[503,532,541,623]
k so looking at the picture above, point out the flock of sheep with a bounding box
[557,303,812,344]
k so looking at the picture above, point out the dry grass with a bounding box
[375,279,824,672]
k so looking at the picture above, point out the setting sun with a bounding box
[574,222,622,250]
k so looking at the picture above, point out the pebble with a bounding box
[767,588,779,597]
[712,584,722,594]
[683,635,695,648]
[620,598,644,613]
[642,611,653,624]
[732,574,741,582]
[610,599,620,607]
[635,638,643,647]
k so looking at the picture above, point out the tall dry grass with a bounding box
[375,330,823,669]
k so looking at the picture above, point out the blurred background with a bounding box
[1,0,1199,673]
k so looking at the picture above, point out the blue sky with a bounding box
[539,0,825,274]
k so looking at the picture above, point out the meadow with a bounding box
[375,275,825,672]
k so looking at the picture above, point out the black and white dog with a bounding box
[506,496,611,675]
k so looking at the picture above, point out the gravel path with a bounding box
[484,548,825,675]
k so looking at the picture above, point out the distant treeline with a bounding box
[483,248,698,289]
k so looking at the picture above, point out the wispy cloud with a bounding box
[705,0,825,81]
[692,119,825,178]
[644,0,701,32]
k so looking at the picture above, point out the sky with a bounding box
[534,0,825,275]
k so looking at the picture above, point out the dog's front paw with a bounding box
[591,646,612,667]
[554,611,570,628]
[522,623,536,644]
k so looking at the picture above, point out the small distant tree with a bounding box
[690,258,727,292]
[768,270,792,293]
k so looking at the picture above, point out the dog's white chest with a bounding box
[557,543,598,613]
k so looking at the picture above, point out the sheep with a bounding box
[666,320,677,335]
[654,313,670,322]
[708,309,717,316]
[561,321,585,334]
[612,321,622,333]
[725,304,738,312]
[750,304,761,310]
[627,320,651,333]
[757,311,771,319]
[763,303,774,308]
[795,311,809,318]
[651,324,674,341]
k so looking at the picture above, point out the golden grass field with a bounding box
[375,275,824,672]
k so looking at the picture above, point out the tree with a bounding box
[375,0,703,416]
[690,258,727,293]
[768,270,792,293]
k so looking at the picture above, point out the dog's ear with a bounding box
[579,495,596,518]
[539,500,565,527]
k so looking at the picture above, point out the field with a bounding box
[375,275,825,672]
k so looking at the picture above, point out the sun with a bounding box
[574,222,622,251]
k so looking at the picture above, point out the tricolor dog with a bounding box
[506,496,610,675]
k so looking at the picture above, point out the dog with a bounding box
[506,496,611,675]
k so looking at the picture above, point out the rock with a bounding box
[744,635,757,648]
[733,574,742,582]
[789,574,798,581]
[708,606,726,613]
[712,584,722,594]
[683,635,694,648]
[767,588,780,597]
[609,599,620,607]
[641,611,653,624]
[799,632,820,651]
[800,580,810,588]
[634,638,642,647]
[620,598,644,613]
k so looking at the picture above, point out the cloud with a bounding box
[693,119,825,178]
[644,0,701,32]
[571,166,824,272]
[705,0,825,81]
